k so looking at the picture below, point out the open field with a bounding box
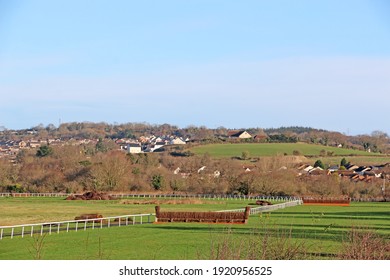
[190,143,382,158]
[0,197,389,260]
[0,197,258,226]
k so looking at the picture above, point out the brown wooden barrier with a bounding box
[302,197,351,206]
[154,206,250,224]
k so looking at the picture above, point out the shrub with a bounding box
[207,223,308,260]
[338,226,390,260]
[292,150,301,156]
[313,160,325,169]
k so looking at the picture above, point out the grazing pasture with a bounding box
[190,142,379,158]
[0,197,389,260]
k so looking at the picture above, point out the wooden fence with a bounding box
[155,206,251,224]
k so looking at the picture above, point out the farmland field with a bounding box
[0,197,389,260]
[190,142,381,158]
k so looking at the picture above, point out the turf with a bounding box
[0,199,389,260]
[0,196,261,226]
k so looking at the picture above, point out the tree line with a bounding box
[0,140,385,200]
[1,122,388,153]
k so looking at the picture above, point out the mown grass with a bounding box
[190,142,380,158]
[0,199,389,260]
[0,197,257,226]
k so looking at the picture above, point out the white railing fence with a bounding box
[0,213,154,240]
[0,192,302,202]
[217,200,303,215]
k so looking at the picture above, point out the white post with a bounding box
[57,224,60,234]
[84,221,87,231]
[133,217,135,225]
[11,228,14,239]
[75,222,78,232]
[49,224,52,235]
[0,228,3,240]
[126,217,128,226]
[67,223,69,233]
[41,225,43,236]
[108,219,110,228]
[100,220,103,229]
[92,220,95,229]
[31,226,34,237]
[21,227,24,238]
[140,216,143,225]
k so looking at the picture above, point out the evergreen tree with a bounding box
[314,159,325,169]
[36,145,53,157]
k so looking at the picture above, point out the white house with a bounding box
[170,137,186,145]
[127,143,142,154]
[227,130,252,139]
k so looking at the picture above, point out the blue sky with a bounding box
[1,0,390,135]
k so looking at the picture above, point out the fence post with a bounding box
[57,224,60,234]
[0,228,3,240]
[75,222,78,232]
[11,228,14,239]
[84,221,87,231]
[108,219,110,228]
[21,226,24,238]
[92,220,95,230]
[31,226,34,237]
[67,223,70,233]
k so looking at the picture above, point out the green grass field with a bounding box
[190,143,380,158]
[0,197,251,226]
[0,197,389,260]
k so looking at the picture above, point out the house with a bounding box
[227,130,252,139]
[127,143,142,154]
[253,134,268,141]
[28,140,42,148]
[327,165,339,172]
[170,137,186,145]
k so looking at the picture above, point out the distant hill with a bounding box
[0,122,389,154]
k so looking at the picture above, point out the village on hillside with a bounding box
[1,127,389,191]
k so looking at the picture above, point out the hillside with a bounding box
[190,142,378,158]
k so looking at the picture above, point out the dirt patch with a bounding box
[66,191,114,201]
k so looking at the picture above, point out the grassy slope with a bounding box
[0,200,389,260]
[190,143,378,158]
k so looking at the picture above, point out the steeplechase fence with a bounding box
[0,213,154,240]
